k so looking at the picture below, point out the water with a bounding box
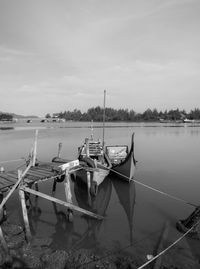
[1,120,200,267]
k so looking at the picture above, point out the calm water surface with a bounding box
[1,121,200,267]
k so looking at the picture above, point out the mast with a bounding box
[102,90,106,148]
[90,120,94,140]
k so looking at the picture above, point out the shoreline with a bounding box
[0,220,141,269]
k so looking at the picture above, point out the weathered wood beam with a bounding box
[32,130,38,166]
[18,170,31,241]
[57,142,62,158]
[21,186,104,220]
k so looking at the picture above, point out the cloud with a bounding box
[0,0,199,115]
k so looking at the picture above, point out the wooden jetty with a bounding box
[0,131,104,249]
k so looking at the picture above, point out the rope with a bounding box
[0,158,26,164]
[109,168,198,208]
[137,219,200,269]
[106,168,200,267]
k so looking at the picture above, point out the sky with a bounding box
[0,0,200,116]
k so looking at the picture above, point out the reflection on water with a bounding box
[1,122,200,266]
[111,177,135,245]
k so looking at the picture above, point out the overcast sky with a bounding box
[0,0,199,116]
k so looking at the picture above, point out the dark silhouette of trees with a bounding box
[189,108,200,120]
[0,113,13,121]
[51,107,200,122]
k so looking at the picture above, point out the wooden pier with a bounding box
[0,131,104,249]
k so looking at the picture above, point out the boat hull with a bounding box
[106,133,136,181]
[75,163,110,187]
[112,152,136,181]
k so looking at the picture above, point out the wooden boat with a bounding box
[52,137,112,196]
[75,137,112,195]
[106,133,136,181]
[111,176,136,244]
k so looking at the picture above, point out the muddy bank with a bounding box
[0,221,189,269]
[0,221,144,269]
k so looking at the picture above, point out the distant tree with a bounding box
[142,109,155,121]
[129,109,136,121]
[51,106,200,122]
[189,108,200,120]
[45,113,51,118]
[0,113,13,121]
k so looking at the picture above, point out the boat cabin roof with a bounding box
[80,139,103,157]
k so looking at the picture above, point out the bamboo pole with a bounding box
[18,170,31,241]
[21,186,103,220]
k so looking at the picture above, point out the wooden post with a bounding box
[0,225,8,253]
[32,129,38,166]
[58,142,62,158]
[87,171,91,205]
[18,170,31,241]
[35,183,39,192]
[85,138,89,157]
[64,170,73,222]
[52,179,57,194]
[0,191,5,223]
[64,171,72,204]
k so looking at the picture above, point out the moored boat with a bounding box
[52,137,112,196]
[106,133,136,181]
[75,137,112,195]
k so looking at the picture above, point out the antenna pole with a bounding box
[102,90,106,148]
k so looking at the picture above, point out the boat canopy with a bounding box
[106,145,128,165]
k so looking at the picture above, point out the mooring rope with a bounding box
[137,219,200,269]
[109,168,198,208]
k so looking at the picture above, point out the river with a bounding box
[1,120,200,268]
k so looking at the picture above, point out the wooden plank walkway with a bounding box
[0,161,64,192]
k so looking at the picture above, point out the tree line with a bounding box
[0,113,13,121]
[46,107,200,122]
